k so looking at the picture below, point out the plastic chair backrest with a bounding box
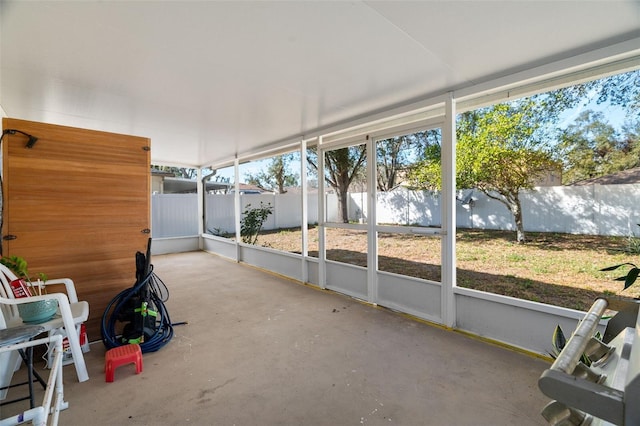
[0,264,21,326]
[0,264,19,296]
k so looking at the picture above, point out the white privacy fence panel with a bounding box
[205,193,235,234]
[595,184,640,235]
[273,194,301,228]
[202,193,320,235]
[458,191,514,231]
[326,194,340,223]
[522,184,640,236]
[409,190,441,226]
[522,186,598,235]
[352,184,640,236]
[152,184,640,238]
[152,194,199,237]
[374,188,441,226]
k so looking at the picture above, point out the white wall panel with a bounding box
[151,236,200,255]
[203,236,237,260]
[239,245,303,281]
[377,271,442,322]
[454,288,602,355]
[326,261,368,300]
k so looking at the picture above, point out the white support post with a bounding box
[366,136,378,304]
[441,93,457,328]
[301,139,309,283]
[196,168,204,249]
[234,158,241,262]
[318,137,326,289]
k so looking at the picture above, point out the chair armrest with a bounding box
[43,278,79,303]
[0,293,72,311]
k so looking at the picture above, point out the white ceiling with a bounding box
[1,1,639,168]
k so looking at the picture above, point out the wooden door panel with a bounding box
[2,118,150,339]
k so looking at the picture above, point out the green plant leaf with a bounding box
[600,263,636,272]
[624,267,640,290]
[0,255,30,279]
[552,325,566,356]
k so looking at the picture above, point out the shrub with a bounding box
[240,202,274,245]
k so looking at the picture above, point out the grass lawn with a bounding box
[253,227,640,312]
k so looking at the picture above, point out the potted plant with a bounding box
[0,255,57,323]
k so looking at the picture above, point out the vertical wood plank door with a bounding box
[2,118,150,339]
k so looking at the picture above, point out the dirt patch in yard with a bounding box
[251,227,640,311]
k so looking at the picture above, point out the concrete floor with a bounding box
[2,251,552,425]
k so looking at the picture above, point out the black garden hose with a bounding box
[101,265,175,353]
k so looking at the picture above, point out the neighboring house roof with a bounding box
[151,170,175,178]
[238,183,264,193]
[156,176,231,193]
[569,167,640,186]
[152,170,270,193]
[276,186,321,195]
[228,183,267,194]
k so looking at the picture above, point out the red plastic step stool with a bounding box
[105,344,143,382]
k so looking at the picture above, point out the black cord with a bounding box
[1,129,38,148]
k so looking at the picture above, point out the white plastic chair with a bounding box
[0,264,89,389]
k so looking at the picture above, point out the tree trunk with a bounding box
[512,199,526,243]
[337,169,351,223]
[338,190,349,223]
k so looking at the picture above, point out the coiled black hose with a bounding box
[101,264,175,353]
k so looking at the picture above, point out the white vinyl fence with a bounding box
[151,193,199,237]
[202,193,319,235]
[152,184,640,238]
[152,193,320,237]
[359,184,640,237]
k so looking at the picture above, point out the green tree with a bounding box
[558,111,640,184]
[618,119,640,166]
[376,130,441,191]
[307,145,366,223]
[409,101,558,243]
[558,110,618,184]
[245,154,299,194]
